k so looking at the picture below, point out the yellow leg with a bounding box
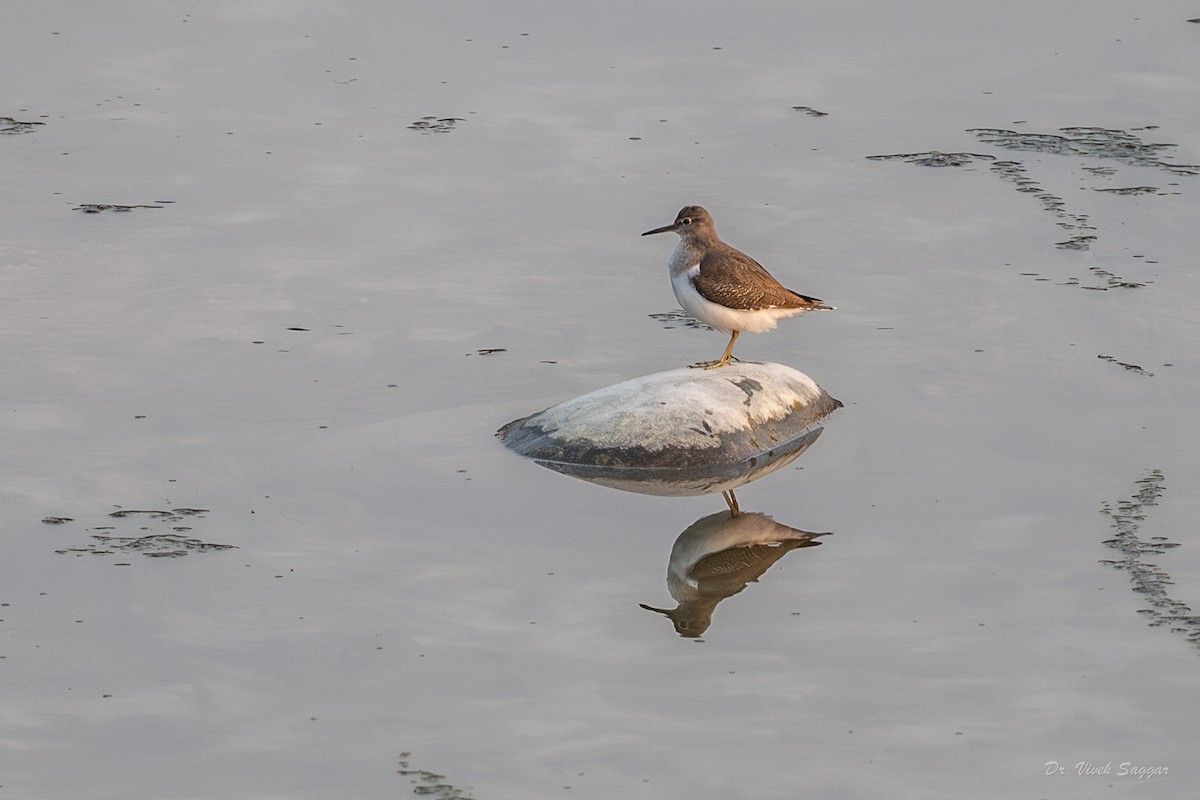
[721,489,740,517]
[688,330,742,370]
[706,330,739,369]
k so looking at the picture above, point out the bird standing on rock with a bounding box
[642,205,833,368]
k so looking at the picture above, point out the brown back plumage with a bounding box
[694,242,832,312]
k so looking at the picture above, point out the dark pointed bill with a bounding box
[641,222,678,236]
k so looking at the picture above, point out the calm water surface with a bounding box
[3,2,1199,798]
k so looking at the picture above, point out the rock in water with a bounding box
[497,362,841,496]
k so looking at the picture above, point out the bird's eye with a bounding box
[680,217,692,225]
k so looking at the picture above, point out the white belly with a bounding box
[671,265,805,334]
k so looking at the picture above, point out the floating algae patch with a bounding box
[1097,354,1154,377]
[1094,186,1162,196]
[397,752,473,800]
[58,533,237,559]
[792,105,829,117]
[49,506,235,560]
[866,147,1097,251]
[407,116,464,134]
[0,116,45,134]
[968,126,1197,251]
[649,308,714,331]
[984,159,1097,251]
[1099,470,1200,653]
[869,125,1194,270]
[969,126,1200,175]
[1052,264,1149,291]
[865,150,995,168]
[108,507,209,520]
[73,203,165,213]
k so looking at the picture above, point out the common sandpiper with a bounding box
[642,205,832,368]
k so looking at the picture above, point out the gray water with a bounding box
[3,2,1198,798]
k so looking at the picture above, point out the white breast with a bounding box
[670,265,804,334]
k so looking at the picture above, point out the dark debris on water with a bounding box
[58,533,237,558]
[1055,265,1149,291]
[1100,470,1200,653]
[649,309,713,331]
[867,125,1194,263]
[397,752,474,800]
[49,507,236,559]
[1093,186,1161,196]
[1,116,46,134]
[408,116,464,134]
[1097,354,1154,377]
[865,151,994,168]
[73,203,166,214]
[969,127,1200,175]
[109,508,209,519]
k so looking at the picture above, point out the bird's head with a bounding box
[641,205,714,238]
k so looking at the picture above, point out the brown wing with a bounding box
[693,243,831,311]
[691,541,817,580]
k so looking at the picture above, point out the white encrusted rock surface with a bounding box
[498,362,841,495]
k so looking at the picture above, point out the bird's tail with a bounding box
[795,292,834,311]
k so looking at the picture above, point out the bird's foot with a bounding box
[688,356,740,370]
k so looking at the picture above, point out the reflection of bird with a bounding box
[642,206,833,369]
[640,502,828,637]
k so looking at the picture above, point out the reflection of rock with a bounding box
[539,425,822,496]
[641,501,827,637]
[497,362,840,496]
